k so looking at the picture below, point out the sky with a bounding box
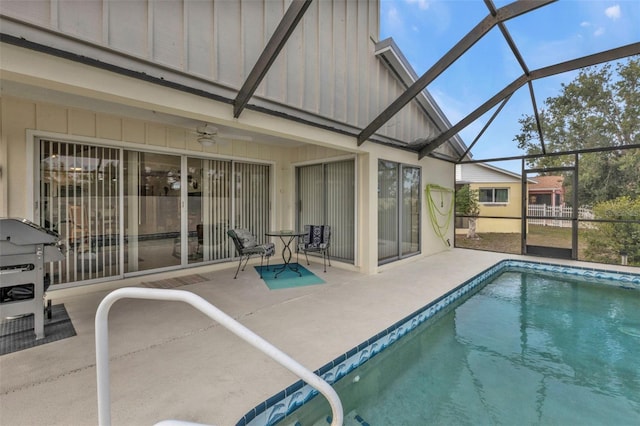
[379,0,640,170]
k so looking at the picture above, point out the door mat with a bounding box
[1,304,76,356]
[254,263,325,290]
[140,273,209,289]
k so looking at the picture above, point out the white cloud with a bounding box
[580,21,591,27]
[605,4,621,20]
[406,0,430,11]
[594,27,605,37]
[387,6,402,26]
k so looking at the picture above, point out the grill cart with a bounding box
[1,218,64,339]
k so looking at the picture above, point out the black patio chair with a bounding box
[227,228,275,279]
[298,225,331,272]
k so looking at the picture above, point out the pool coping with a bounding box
[237,259,640,426]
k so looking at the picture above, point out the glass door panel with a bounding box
[186,157,204,263]
[401,166,420,256]
[298,164,325,227]
[378,160,399,262]
[187,158,233,263]
[297,161,355,262]
[124,151,181,273]
[326,161,355,261]
[39,140,121,285]
[234,162,271,245]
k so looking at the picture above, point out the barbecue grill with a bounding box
[1,218,64,339]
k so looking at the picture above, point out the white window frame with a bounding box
[479,187,509,204]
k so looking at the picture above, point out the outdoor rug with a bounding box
[254,263,325,290]
[0,304,76,355]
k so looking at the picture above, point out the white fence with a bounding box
[527,205,594,227]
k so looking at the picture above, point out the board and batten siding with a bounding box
[1,0,443,148]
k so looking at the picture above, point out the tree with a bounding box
[583,196,640,266]
[515,57,640,207]
[455,185,480,239]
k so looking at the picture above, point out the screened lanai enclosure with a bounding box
[455,147,640,267]
[2,0,638,290]
[371,1,640,267]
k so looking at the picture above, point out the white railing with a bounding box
[527,205,594,227]
[95,287,343,426]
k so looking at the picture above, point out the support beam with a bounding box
[420,42,640,159]
[357,0,556,146]
[458,94,512,162]
[527,80,545,154]
[233,0,312,118]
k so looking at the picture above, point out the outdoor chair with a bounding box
[227,228,275,279]
[298,225,331,272]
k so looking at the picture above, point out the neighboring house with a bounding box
[0,1,466,291]
[456,163,532,234]
[528,175,565,208]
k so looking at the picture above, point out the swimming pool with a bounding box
[237,260,640,426]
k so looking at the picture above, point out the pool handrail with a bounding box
[95,287,344,426]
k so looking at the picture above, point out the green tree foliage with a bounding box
[584,197,640,266]
[455,185,479,217]
[456,185,480,239]
[515,57,640,206]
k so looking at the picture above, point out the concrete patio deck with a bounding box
[1,249,636,426]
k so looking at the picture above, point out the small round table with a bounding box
[265,230,306,278]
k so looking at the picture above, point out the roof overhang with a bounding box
[375,37,468,160]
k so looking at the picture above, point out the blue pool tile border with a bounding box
[237,260,640,426]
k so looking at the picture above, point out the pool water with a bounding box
[285,270,640,425]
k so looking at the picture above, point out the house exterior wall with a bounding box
[1,0,446,148]
[456,163,521,183]
[0,0,458,288]
[470,181,522,234]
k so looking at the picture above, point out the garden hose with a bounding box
[425,184,454,246]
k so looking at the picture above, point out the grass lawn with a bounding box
[455,225,589,258]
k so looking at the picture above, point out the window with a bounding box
[479,188,509,204]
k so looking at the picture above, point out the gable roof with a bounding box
[456,163,535,184]
[528,175,564,190]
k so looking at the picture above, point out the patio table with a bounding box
[265,230,306,278]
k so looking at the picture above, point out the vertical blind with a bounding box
[378,160,399,262]
[297,160,355,262]
[378,160,421,263]
[234,162,271,245]
[40,140,121,285]
[402,166,420,255]
[39,139,272,286]
[207,159,233,260]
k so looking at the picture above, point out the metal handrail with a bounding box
[95,287,343,426]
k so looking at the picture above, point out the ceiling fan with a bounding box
[193,124,252,147]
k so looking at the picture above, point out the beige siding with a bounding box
[457,163,521,184]
[1,0,441,145]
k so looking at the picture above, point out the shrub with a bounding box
[584,196,640,265]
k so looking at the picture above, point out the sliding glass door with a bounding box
[186,158,233,264]
[124,151,181,273]
[402,166,421,256]
[378,160,421,264]
[39,139,271,286]
[296,160,355,262]
[234,162,271,245]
